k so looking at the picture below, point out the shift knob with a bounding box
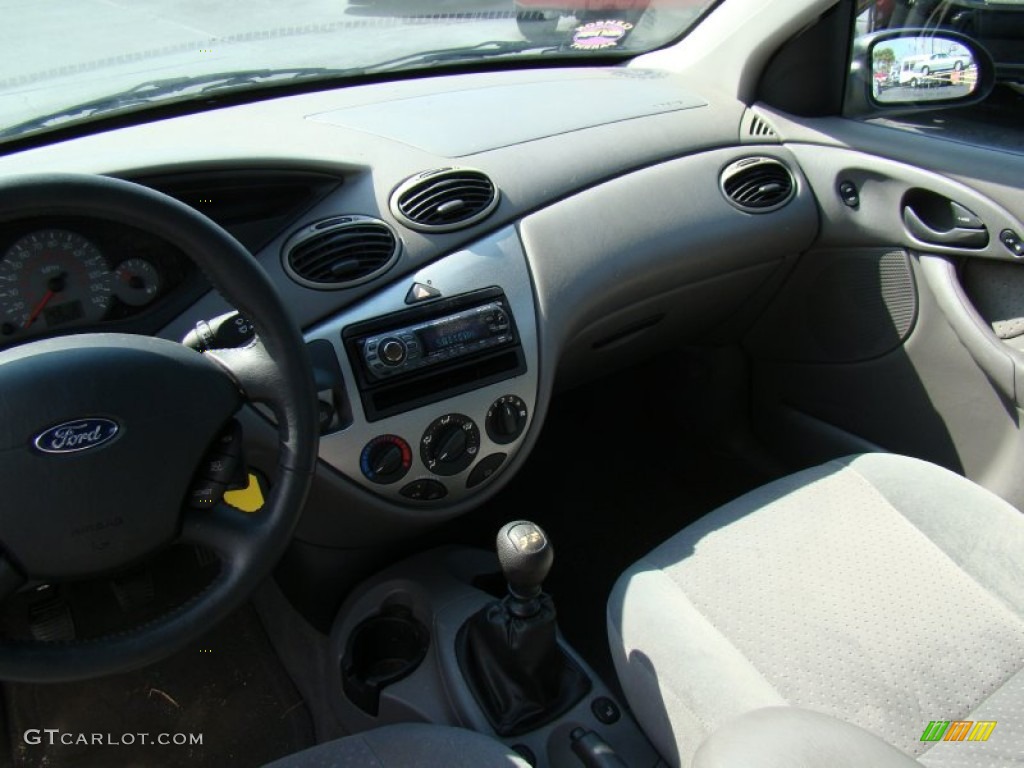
[496,520,553,599]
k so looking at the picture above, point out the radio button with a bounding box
[379,337,407,365]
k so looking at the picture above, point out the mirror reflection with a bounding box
[872,35,978,103]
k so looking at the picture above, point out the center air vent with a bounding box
[283,215,400,289]
[390,167,499,232]
[720,157,796,213]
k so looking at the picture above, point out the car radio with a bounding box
[357,300,513,380]
[343,287,526,420]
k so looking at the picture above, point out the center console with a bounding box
[305,227,539,506]
[290,230,659,765]
[325,543,660,768]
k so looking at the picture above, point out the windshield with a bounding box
[0,0,714,145]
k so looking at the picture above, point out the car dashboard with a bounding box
[0,65,820,546]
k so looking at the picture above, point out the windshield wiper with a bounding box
[0,41,567,141]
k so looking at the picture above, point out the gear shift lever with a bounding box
[497,521,553,611]
[458,520,590,736]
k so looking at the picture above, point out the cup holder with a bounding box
[341,603,429,716]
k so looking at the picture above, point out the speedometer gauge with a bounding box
[0,229,114,339]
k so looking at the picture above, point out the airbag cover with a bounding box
[0,334,241,578]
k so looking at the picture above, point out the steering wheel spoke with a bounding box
[205,337,281,404]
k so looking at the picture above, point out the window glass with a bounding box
[853,0,1024,153]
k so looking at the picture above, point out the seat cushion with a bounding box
[608,453,1024,768]
[692,707,925,768]
[263,723,530,768]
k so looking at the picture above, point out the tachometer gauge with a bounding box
[114,257,162,307]
[0,229,114,339]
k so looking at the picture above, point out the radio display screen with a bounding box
[418,315,489,353]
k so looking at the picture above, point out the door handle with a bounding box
[903,205,989,248]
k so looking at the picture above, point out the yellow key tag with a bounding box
[223,473,265,513]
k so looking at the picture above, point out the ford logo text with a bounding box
[33,418,120,454]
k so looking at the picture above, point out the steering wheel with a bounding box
[0,174,319,682]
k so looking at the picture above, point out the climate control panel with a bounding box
[355,396,529,502]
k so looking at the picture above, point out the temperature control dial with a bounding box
[485,395,528,444]
[420,414,480,476]
[360,435,412,484]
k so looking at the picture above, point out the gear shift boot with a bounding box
[457,521,591,736]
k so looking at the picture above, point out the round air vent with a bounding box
[390,167,499,232]
[283,215,400,289]
[720,157,796,213]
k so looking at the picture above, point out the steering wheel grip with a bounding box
[0,173,319,681]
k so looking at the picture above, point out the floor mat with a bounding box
[4,603,314,768]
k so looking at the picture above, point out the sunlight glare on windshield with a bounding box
[0,0,714,143]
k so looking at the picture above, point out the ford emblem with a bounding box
[33,418,120,454]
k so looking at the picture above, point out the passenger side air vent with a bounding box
[390,167,499,232]
[283,216,400,289]
[720,157,796,213]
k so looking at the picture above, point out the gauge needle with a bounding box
[22,273,66,329]
[22,290,54,329]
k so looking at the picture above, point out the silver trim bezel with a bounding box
[305,226,538,507]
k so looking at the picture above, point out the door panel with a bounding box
[744,138,1024,507]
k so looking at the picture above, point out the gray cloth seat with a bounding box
[608,453,1024,767]
[263,723,530,768]
[692,707,926,768]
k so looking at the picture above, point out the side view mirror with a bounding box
[845,28,996,118]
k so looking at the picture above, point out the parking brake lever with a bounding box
[571,728,628,768]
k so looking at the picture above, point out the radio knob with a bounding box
[379,337,407,365]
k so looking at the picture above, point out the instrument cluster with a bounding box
[0,217,195,345]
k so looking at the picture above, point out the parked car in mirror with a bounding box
[864,0,1024,85]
